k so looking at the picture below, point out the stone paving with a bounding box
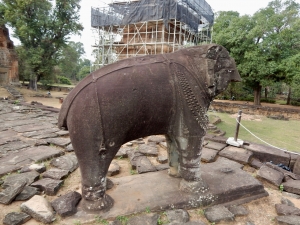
[1,98,300,225]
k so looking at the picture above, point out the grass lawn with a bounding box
[208,111,300,153]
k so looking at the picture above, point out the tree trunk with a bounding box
[265,87,268,99]
[253,83,262,106]
[287,86,292,105]
[28,76,37,91]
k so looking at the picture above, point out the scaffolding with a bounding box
[91,0,214,69]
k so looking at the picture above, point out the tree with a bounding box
[213,0,300,105]
[57,41,85,81]
[0,0,83,89]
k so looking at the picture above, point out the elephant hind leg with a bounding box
[165,134,181,178]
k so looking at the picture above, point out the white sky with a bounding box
[9,0,300,60]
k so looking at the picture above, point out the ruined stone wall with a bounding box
[210,101,300,121]
[0,25,18,85]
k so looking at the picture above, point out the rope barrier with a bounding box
[236,118,300,156]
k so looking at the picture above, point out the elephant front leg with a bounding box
[178,135,209,194]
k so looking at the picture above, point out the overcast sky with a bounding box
[9,0,300,60]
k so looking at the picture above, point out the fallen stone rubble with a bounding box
[1,99,300,225]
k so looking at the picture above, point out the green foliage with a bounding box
[291,100,300,106]
[0,0,83,89]
[279,184,284,192]
[95,216,109,224]
[213,0,300,105]
[260,98,276,104]
[56,75,72,85]
[116,215,128,225]
[145,207,151,213]
[130,169,137,175]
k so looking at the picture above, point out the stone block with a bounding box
[156,155,168,164]
[219,146,253,164]
[293,156,300,176]
[244,143,290,165]
[3,212,31,225]
[108,162,120,176]
[50,153,78,172]
[136,156,157,174]
[147,135,166,143]
[204,205,234,223]
[0,180,26,205]
[275,204,300,216]
[227,205,248,216]
[127,213,159,225]
[205,141,227,151]
[2,171,40,188]
[282,180,300,195]
[250,158,263,169]
[276,215,300,225]
[31,178,63,196]
[51,191,82,217]
[257,165,284,186]
[21,195,55,224]
[42,168,69,180]
[138,144,158,157]
[165,209,189,223]
[15,186,39,201]
[201,147,218,163]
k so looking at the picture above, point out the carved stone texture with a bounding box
[275,204,300,216]
[15,186,39,201]
[165,209,190,223]
[0,180,26,205]
[2,171,40,188]
[3,212,31,225]
[51,191,82,217]
[107,162,120,176]
[127,213,159,225]
[42,168,69,180]
[276,215,300,225]
[219,146,253,165]
[137,144,158,157]
[31,178,63,196]
[282,180,300,195]
[201,147,218,163]
[136,156,157,174]
[204,205,235,223]
[50,153,78,172]
[20,195,56,224]
[257,165,284,186]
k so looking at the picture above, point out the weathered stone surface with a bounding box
[51,191,81,217]
[56,130,69,136]
[115,147,132,158]
[20,195,56,224]
[204,205,235,223]
[31,178,63,196]
[46,137,71,147]
[266,162,300,180]
[128,151,144,169]
[244,143,290,165]
[3,212,31,225]
[282,180,300,195]
[108,162,120,176]
[155,164,169,171]
[157,155,168,164]
[147,135,166,143]
[138,144,158,157]
[282,197,295,207]
[167,222,206,225]
[50,153,78,172]
[0,146,63,176]
[282,192,300,200]
[165,209,189,223]
[106,178,114,190]
[0,180,26,205]
[136,156,157,174]
[201,147,218,163]
[289,154,299,171]
[15,186,39,201]
[0,140,30,155]
[33,132,58,139]
[109,220,122,225]
[127,213,159,225]
[227,205,248,216]
[293,156,300,176]
[20,163,46,173]
[2,171,40,188]
[65,143,74,152]
[276,215,300,225]
[12,124,54,133]
[275,204,300,216]
[250,158,263,169]
[257,165,284,186]
[22,128,60,138]
[159,142,167,149]
[42,168,69,180]
[205,141,227,151]
[219,146,253,164]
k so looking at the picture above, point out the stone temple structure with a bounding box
[0,25,18,85]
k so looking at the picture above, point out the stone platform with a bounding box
[65,157,268,223]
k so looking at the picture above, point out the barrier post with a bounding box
[234,110,242,141]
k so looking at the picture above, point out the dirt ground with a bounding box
[1,86,300,225]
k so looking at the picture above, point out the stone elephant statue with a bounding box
[58,44,241,211]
